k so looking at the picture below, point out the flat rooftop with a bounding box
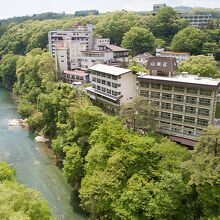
[89,64,132,76]
[137,73,220,89]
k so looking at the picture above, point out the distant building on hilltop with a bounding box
[178,12,212,29]
[153,4,166,14]
[133,52,153,66]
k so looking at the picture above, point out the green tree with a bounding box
[121,27,156,55]
[0,54,19,89]
[178,55,218,77]
[120,96,157,133]
[149,6,188,42]
[182,126,220,219]
[171,27,205,54]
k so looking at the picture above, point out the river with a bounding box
[0,85,88,220]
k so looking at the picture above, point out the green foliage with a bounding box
[63,143,84,186]
[149,6,188,42]
[74,10,99,17]
[0,161,53,219]
[0,161,16,183]
[216,103,220,119]
[120,96,157,133]
[178,55,218,77]
[0,54,19,90]
[171,27,206,54]
[121,27,156,55]
[18,101,35,119]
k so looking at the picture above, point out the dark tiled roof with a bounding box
[105,44,128,52]
[146,56,178,72]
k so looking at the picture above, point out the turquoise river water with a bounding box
[0,85,88,220]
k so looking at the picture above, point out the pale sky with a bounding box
[0,0,219,19]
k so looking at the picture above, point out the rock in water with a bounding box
[8,119,19,126]
[34,136,49,143]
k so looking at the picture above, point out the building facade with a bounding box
[48,21,94,57]
[179,12,212,28]
[86,64,136,113]
[133,52,153,66]
[63,70,90,84]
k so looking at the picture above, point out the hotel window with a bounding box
[107,81,111,86]
[172,114,183,122]
[151,92,160,99]
[197,118,209,126]
[101,80,106,85]
[161,102,171,110]
[174,86,184,93]
[151,62,155,66]
[172,123,182,127]
[152,101,160,106]
[101,87,106,92]
[112,91,117,96]
[187,88,198,94]
[106,74,111,79]
[173,104,183,112]
[155,111,159,117]
[151,83,160,89]
[162,93,172,100]
[174,94,184,102]
[161,112,171,119]
[183,130,194,135]
[112,76,117,80]
[171,127,181,133]
[198,108,209,116]
[200,89,212,96]
[161,121,170,125]
[185,106,196,114]
[112,83,117,88]
[107,89,111,94]
[97,86,101,90]
[160,126,170,131]
[162,85,172,91]
[97,78,101,83]
[186,96,197,104]
[163,62,167,67]
[140,90,149,97]
[140,82,149,88]
[184,116,195,124]
[157,62,161,66]
[199,98,211,106]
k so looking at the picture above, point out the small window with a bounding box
[157,62,161,66]
[163,62,167,67]
[151,62,155,66]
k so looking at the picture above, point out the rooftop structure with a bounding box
[63,70,90,84]
[147,57,178,77]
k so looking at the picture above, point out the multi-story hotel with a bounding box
[86,64,136,113]
[48,21,94,56]
[137,57,220,145]
[178,12,212,29]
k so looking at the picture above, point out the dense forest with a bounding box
[0,6,220,219]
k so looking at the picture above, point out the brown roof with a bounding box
[161,51,190,55]
[170,136,196,147]
[105,44,128,52]
[146,57,178,72]
[64,70,88,77]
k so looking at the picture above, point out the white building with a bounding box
[133,52,153,66]
[80,50,114,71]
[86,64,137,113]
[156,50,190,64]
[179,13,212,29]
[48,21,94,56]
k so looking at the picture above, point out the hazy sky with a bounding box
[0,0,219,19]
